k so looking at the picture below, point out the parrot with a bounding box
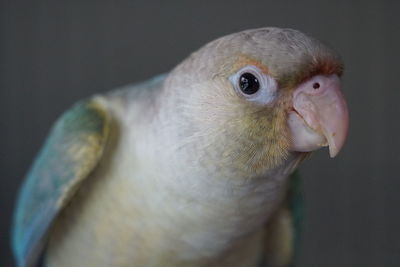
[12,27,349,267]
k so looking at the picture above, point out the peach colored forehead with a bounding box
[231,55,270,75]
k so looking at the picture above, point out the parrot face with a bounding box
[164,27,348,176]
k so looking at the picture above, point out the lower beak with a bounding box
[288,74,349,157]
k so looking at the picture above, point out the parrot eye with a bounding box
[229,65,278,105]
[239,73,260,94]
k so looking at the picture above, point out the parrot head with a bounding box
[164,27,348,175]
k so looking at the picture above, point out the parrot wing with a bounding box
[12,97,111,267]
[263,170,303,267]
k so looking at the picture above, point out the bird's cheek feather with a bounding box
[288,74,349,157]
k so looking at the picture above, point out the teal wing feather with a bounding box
[12,97,110,267]
[263,170,303,267]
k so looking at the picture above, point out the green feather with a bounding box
[12,98,110,267]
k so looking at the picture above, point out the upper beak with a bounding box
[288,74,349,157]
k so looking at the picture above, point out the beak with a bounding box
[288,74,349,157]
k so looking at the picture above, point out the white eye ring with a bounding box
[229,65,278,105]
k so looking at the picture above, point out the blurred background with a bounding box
[1,0,399,266]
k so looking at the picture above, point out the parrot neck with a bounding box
[117,80,304,262]
[135,124,302,261]
[102,82,303,264]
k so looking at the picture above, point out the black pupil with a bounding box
[239,73,259,94]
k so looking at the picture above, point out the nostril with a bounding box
[313,82,320,89]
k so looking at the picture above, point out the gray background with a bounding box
[1,0,399,266]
